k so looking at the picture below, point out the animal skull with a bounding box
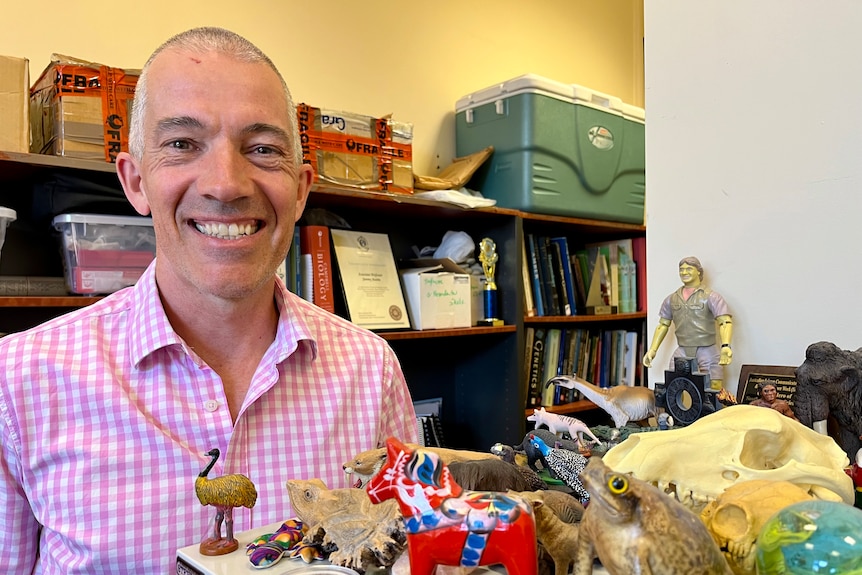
[699,480,813,575]
[602,405,854,514]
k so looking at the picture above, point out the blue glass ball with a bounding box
[756,499,862,574]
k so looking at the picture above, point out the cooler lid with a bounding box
[52,213,154,229]
[0,206,16,221]
[456,73,575,113]
[456,73,643,122]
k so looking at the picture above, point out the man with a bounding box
[750,383,799,420]
[642,256,735,403]
[0,27,417,573]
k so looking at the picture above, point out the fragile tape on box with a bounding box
[30,54,139,163]
[297,103,413,194]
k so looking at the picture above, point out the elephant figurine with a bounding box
[794,341,862,461]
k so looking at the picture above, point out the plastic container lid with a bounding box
[0,206,16,222]
[456,72,644,123]
[51,213,153,229]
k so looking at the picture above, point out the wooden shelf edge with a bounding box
[524,312,646,324]
[524,399,598,418]
[378,324,516,341]
[0,296,103,307]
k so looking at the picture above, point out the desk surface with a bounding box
[176,521,609,575]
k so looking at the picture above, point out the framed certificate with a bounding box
[329,229,410,330]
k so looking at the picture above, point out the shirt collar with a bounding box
[128,261,318,368]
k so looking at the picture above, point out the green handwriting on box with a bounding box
[423,276,469,307]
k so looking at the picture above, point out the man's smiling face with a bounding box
[119,47,311,301]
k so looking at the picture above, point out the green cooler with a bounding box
[455,74,645,224]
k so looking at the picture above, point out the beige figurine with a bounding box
[700,479,813,575]
[642,256,736,405]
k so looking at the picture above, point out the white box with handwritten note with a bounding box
[399,258,473,330]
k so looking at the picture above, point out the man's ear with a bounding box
[294,163,314,222]
[116,151,152,216]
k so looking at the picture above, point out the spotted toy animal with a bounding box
[366,437,538,575]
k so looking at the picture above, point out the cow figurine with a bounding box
[366,437,538,575]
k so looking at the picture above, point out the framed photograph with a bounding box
[737,365,798,406]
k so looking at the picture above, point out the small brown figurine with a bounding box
[749,382,798,421]
[196,448,258,556]
[575,456,732,575]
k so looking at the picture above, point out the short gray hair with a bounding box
[128,27,301,166]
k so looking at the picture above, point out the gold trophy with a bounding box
[478,237,504,326]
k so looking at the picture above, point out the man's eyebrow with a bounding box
[155,116,204,134]
[243,123,291,144]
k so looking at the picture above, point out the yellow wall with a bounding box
[0,0,643,176]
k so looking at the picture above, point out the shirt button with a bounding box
[204,400,219,412]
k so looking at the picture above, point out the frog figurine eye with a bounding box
[608,474,629,495]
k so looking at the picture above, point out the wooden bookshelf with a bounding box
[0,152,646,450]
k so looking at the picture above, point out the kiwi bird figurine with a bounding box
[195,448,258,555]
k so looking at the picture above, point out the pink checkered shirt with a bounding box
[0,262,417,574]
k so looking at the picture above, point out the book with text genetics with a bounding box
[299,225,335,313]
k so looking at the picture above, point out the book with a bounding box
[541,328,562,406]
[521,240,536,317]
[525,234,545,316]
[548,240,572,316]
[536,236,559,316]
[618,248,637,314]
[0,276,68,296]
[300,225,335,312]
[551,237,578,315]
[524,327,537,404]
[300,253,314,303]
[632,236,647,312]
[621,330,639,386]
[526,327,547,408]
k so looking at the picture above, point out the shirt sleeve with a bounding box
[708,291,731,318]
[377,346,418,447]
[0,390,40,573]
[658,294,674,320]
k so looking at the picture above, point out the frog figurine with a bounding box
[575,457,732,575]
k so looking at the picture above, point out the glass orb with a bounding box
[756,499,862,574]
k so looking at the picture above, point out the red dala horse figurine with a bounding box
[366,437,538,575]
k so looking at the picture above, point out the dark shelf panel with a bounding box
[524,312,647,324]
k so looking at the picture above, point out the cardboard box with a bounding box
[297,103,413,194]
[400,258,474,330]
[30,54,139,163]
[0,55,29,153]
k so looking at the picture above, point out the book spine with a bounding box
[537,237,560,316]
[552,237,578,315]
[525,234,545,316]
[300,225,335,313]
[0,276,68,296]
[521,240,536,317]
[527,327,547,408]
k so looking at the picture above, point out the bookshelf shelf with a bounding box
[0,296,103,308]
[524,399,599,418]
[524,312,646,325]
[379,324,516,341]
[0,151,646,450]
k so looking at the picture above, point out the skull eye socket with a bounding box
[608,475,628,494]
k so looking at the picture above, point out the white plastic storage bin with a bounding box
[0,206,15,266]
[52,213,156,294]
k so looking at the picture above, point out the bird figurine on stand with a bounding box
[529,434,590,504]
[196,448,258,556]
